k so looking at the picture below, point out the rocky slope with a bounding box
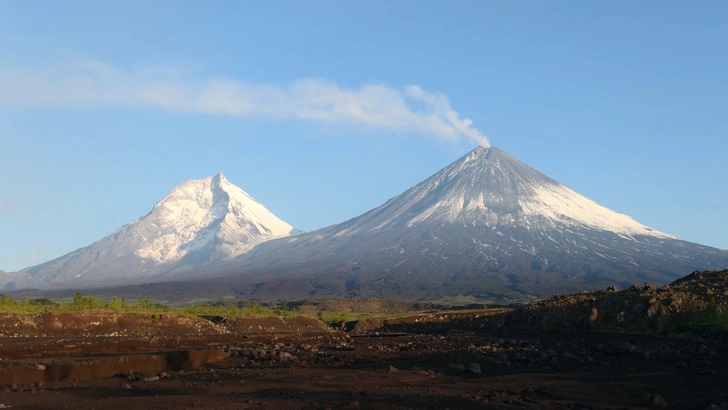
[505,269,728,336]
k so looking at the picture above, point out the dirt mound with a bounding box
[505,270,728,335]
[202,315,328,335]
[0,312,329,339]
[283,316,328,333]
[0,312,227,338]
[348,310,508,334]
[0,349,227,385]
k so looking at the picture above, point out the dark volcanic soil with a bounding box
[505,269,728,338]
[0,312,726,409]
[3,272,728,409]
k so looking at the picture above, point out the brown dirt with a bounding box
[347,310,508,334]
[0,329,726,409]
[0,349,228,385]
[0,313,330,339]
[2,272,728,409]
[0,310,725,409]
[198,316,329,335]
[283,316,329,333]
[0,312,226,338]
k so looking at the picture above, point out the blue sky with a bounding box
[0,1,726,271]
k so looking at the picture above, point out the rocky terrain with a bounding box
[0,312,329,339]
[505,269,728,338]
[0,271,727,408]
[0,317,725,409]
[0,271,726,408]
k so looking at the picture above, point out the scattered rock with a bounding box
[121,383,132,389]
[449,363,465,372]
[466,363,481,375]
[35,364,46,371]
[690,323,713,339]
[143,376,160,382]
[387,366,398,374]
[587,308,598,323]
[506,270,728,335]
[645,394,668,408]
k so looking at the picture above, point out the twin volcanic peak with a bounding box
[1,173,300,289]
[3,146,727,299]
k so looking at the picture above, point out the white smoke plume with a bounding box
[0,59,490,147]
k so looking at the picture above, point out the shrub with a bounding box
[137,295,150,311]
[109,296,127,312]
[70,291,107,311]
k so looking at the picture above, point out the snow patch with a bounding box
[520,184,675,239]
[132,173,298,264]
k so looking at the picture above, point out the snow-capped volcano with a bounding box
[2,173,299,289]
[317,146,674,239]
[238,147,728,301]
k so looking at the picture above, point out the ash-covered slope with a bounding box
[238,147,728,301]
[2,173,300,290]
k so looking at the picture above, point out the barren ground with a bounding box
[0,309,726,410]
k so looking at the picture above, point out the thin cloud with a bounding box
[0,59,490,147]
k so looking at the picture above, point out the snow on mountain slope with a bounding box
[400,147,674,237]
[238,146,728,301]
[297,147,673,239]
[2,173,299,289]
[520,183,673,238]
[134,173,297,263]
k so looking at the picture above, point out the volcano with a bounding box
[4,147,726,302]
[1,173,300,290]
[234,147,728,301]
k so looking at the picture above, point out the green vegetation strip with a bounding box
[659,304,728,336]
[0,293,299,318]
[0,293,422,328]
